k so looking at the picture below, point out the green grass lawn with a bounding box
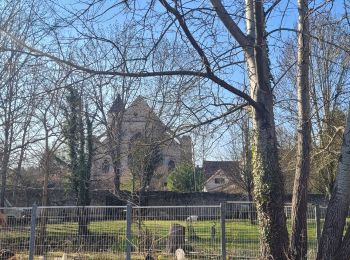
[0,217,324,259]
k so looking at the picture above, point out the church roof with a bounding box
[109,94,125,113]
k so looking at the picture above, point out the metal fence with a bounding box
[0,202,326,259]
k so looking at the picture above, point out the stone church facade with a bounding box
[91,96,193,191]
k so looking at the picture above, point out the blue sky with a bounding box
[42,0,348,164]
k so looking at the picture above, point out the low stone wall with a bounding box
[140,191,248,206]
[5,188,328,207]
[5,188,111,207]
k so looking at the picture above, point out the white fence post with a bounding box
[29,203,37,260]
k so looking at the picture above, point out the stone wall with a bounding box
[5,188,110,207]
[6,188,328,207]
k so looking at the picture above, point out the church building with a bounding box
[91,96,193,191]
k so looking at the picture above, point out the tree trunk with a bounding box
[250,1,290,258]
[251,97,289,260]
[78,207,89,236]
[317,108,350,259]
[211,1,289,258]
[336,226,350,259]
[0,141,10,208]
[12,132,27,204]
[12,107,32,204]
[243,116,253,200]
[290,0,311,259]
[107,107,124,196]
[39,132,50,254]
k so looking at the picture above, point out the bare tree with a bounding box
[2,1,288,256]
[1,0,349,258]
[0,0,42,207]
[309,15,350,196]
[290,0,311,258]
[36,78,65,249]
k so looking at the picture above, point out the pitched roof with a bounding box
[203,169,244,193]
[109,94,125,113]
[124,96,170,131]
[203,160,240,179]
[204,169,227,185]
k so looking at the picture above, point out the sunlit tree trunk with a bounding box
[211,1,290,258]
[0,93,14,208]
[290,0,311,259]
[251,1,290,258]
[317,107,350,259]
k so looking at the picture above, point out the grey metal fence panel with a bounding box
[0,202,328,259]
[35,206,127,259]
[130,205,222,259]
[225,201,259,259]
[0,206,32,259]
[226,202,321,259]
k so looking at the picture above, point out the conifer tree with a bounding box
[64,86,93,235]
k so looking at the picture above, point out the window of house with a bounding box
[168,160,175,171]
[102,159,110,173]
[214,178,225,184]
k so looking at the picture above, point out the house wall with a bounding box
[204,171,230,192]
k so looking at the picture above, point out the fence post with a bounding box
[220,203,227,260]
[126,204,132,260]
[315,204,321,249]
[29,203,37,260]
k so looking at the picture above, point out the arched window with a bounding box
[102,159,110,173]
[168,160,175,171]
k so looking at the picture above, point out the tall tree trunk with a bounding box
[107,95,124,196]
[108,115,123,196]
[242,115,253,201]
[0,152,10,208]
[0,126,11,208]
[290,0,311,259]
[242,116,255,223]
[251,1,290,258]
[12,138,26,205]
[12,105,32,204]
[211,1,289,258]
[317,107,350,259]
[336,226,350,259]
[39,126,50,254]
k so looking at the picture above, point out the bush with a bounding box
[167,164,204,192]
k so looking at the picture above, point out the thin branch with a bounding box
[0,27,260,110]
[267,27,350,54]
[159,0,212,74]
[210,0,253,51]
